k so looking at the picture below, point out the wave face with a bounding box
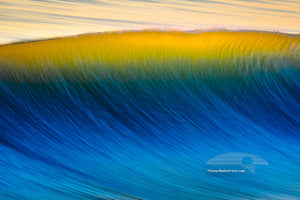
[0,31,299,199]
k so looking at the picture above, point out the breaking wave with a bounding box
[0,30,299,199]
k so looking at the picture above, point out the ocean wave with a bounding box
[0,30,299,199]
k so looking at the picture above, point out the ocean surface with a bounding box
[1,0,300,43]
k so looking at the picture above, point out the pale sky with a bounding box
[0,0,299,44]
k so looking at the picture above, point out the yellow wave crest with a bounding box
[0,30,299,81]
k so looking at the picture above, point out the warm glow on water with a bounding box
[0,30,299,81]
[0,0,299,44]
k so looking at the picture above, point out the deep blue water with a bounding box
[0,67,299,199]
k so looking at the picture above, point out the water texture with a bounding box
[0,30,299,199]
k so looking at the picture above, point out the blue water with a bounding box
[0,67,299,199]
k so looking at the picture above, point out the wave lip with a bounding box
[0,30,299,82]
